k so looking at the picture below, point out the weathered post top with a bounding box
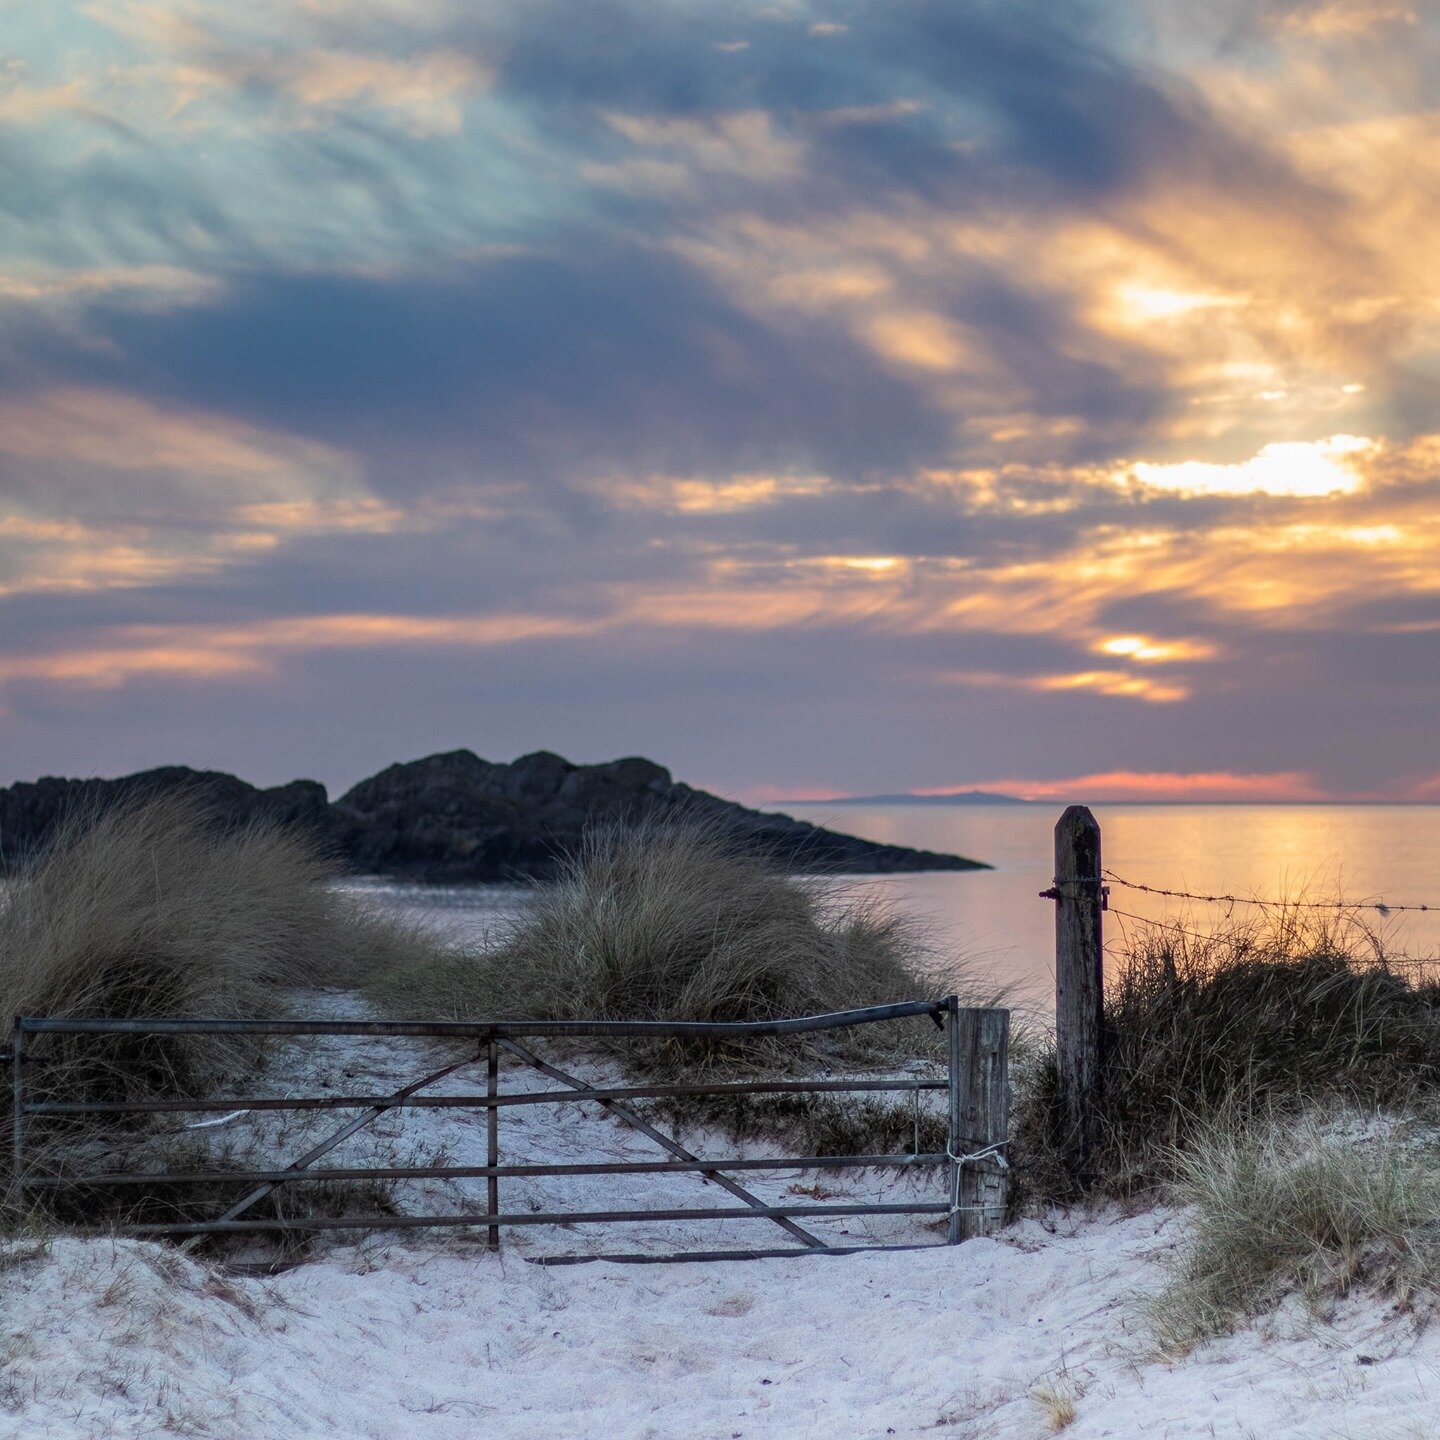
[1054,805,1101,885]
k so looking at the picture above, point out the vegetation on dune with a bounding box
[366,822,971,1070]
[363,822,988,1158]
[1008,908,1440,1335]
[1012,909,1440,1206]
[1150,1109,1440,1346]
[0,793,435,1236]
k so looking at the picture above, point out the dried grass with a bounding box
[0,792,438,1232]
[367,821,970,1070]
[1150,1108,1440,1347]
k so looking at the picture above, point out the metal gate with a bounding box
[8,996,1010,1263]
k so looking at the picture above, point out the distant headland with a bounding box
[778,789,1030,806]
[0,751,990,882]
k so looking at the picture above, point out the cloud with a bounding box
[980,770,1330,802]
[586,110,805,192]
[0,386,385,597]
[1275,1,1418,37]
[77,252,958,481]
[0,387,356,493]
[1123,435,1378,497]
[0,0,1438,798]
[937,668,1192,704]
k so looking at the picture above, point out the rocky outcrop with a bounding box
[0,751,989,880]
[0,767,333,865]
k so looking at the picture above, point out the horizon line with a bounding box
[765,794,1440,807]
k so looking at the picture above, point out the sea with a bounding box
[349,804,1440,1013]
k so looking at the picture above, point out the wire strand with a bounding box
[1103,869,1436,915]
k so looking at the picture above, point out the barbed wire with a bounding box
[1102,869,1436,915]
[1107,905,1216,944]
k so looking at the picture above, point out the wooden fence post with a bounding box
[949,1003,1010,1241]
[1051,805,1104,1182]
[487,1040,500,1252]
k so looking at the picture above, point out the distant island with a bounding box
[779,789,1031,806]
[0,751,990,882]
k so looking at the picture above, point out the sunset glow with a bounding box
[0,2,1436,800]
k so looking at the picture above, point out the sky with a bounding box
[1,0,1438,804]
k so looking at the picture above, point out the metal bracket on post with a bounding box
[1039,879,1109,911]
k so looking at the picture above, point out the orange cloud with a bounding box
[0,612,607,691]
[1093,635,1219,663]
[939,669,1190,704]
[863,311,971,372]
[1276,1,1417,37]
[0,387,357,490]
[601,472,830,513]
[1121,436,1377,498]
[0,263,219,308]
[972,771,1329,802]
[232,499,405,534]
[0,388,402,596]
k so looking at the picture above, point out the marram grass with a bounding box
[365,820,986,1070]
[1151,1108,1440,1346]
[0,792,437,1236]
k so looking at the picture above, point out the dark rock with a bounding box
[0,766,333,866]
[0,751,990,881]
[331,749,988,880]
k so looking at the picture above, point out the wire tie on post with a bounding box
[946,1140,1010,1216]
[1039,879,1109,909]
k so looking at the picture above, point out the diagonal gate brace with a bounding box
[181,1046,484,1251]
[497,1037,826,1250]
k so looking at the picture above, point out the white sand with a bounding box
[4,994,1436,1439]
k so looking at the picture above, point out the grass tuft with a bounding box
[368,821,966,1070]
[0,791,437,1233]
[1150,1108,1440,1347]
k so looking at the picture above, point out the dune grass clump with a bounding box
[0,792,440,1229]
[1012,910,1440,1203]
[1150,1110,1440,1347]
[369,822,956,1071]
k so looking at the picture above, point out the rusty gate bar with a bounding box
[117,1200,952,1237]
[21,1077,947,1117]
[7,1020,22,1216]
[26,1153,951,1188]
[16,1000,942,1040]
[180,1046,490,1252]
[531,1240,953,1266]
[11,997,1008,1259]
[946,993,963,1243]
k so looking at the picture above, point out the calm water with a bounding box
[351,804,1440,1012]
